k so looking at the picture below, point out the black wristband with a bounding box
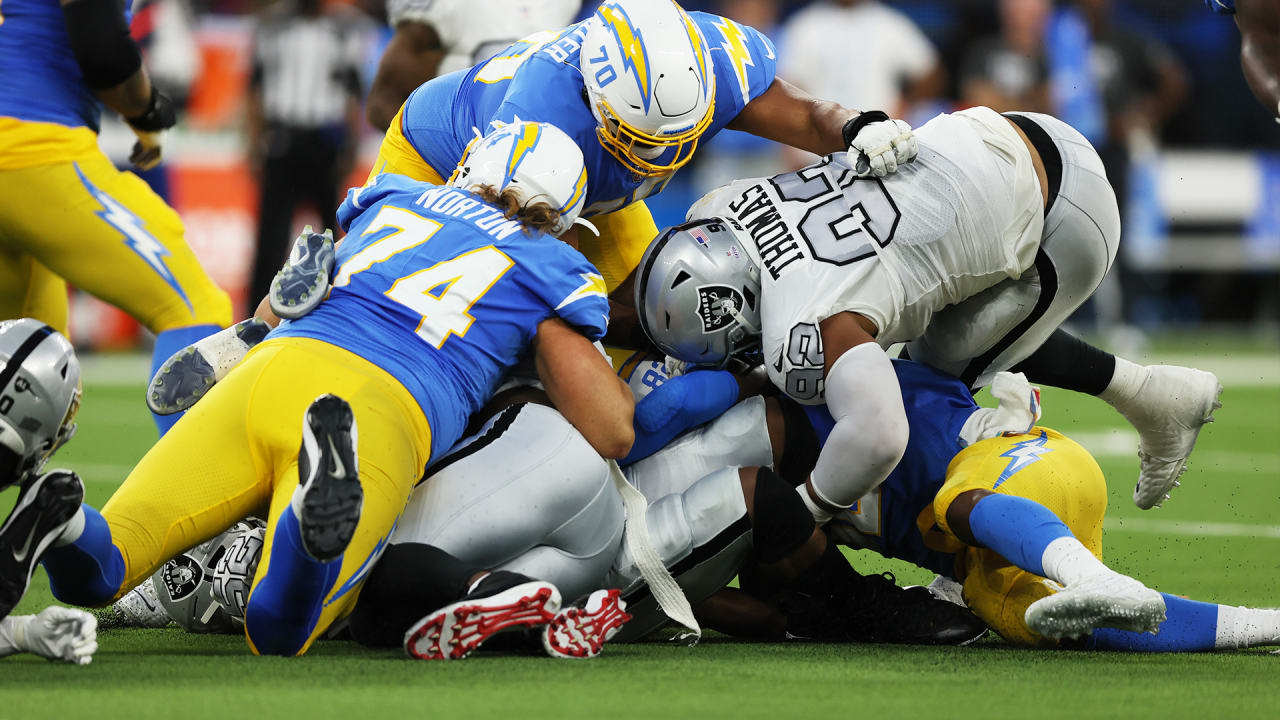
[841,110,890,147]
[127,88,178,133]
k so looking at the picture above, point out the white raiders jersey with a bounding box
[689,107,1044,405]
[386,0,580,76]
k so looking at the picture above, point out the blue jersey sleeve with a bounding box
[695,12,778,125]
[522,244,610,341]
[336,174,426,233]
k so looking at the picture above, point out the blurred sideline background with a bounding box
[78,0,1279,359]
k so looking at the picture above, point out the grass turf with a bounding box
[3,346,1278,719]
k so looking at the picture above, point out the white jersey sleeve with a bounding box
[691,107,1044,405]
[387,0,580,76]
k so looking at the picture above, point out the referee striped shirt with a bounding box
[252,5,365,129]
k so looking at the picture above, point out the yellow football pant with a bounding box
[368,105,659,293]
[922,427,1108,647]
[0,144,231,335]
[101,337,431,654]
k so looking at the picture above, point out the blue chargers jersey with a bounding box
[1204,0,1236,15]
[809,360,978,576]
[269,174,610,458]
[399,11,777,217]
[0,0,103,130]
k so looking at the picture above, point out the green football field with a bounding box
[3,337,1278,719]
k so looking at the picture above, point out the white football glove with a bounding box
[847,117,917,178]
[958,371,1042,446]
[14,607,99,665]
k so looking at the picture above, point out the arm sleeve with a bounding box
[807,342,908,510]
[61,0,143,90]
[620,369,740,466]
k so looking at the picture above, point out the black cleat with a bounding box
[0,470,84,619]
[270,227,335,320]
[784,572,988,646]
[295,394,361,563]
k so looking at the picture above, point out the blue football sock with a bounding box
[42,505,125,606]
[621,370,739,466]
[1087,594,1219,652]
[150,324,221,436]
[967,494,1073,577]
[244,506,342,656]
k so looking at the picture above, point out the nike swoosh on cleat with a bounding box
[328,438,345,479]
[12,524,40,564]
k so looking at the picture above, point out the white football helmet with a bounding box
[580,0,715,177]
[448,121,594,237]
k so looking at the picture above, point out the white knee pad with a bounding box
[625,396,772,502]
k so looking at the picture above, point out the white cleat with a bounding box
[1025,573,1166,640]
[1113,365,1222,510]
[106,578,171,628]
[542,589,631,660]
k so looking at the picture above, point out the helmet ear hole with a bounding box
[671,270,691,289]
[742,285,757,310]
[664,311,671,330]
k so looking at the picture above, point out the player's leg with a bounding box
[932,428,1165,644]
[0,247,69,336]
[242,339,431,656]
[579,200,659,294]
[0,154,232,435]
[381,403,625,603]
[38,344,282,607]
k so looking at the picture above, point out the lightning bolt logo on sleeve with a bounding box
[555,273,608,311]
[993,430,1054,488]
[714,18,755,106]
[74,164,191,311]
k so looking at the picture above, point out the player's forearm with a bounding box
[96,67,154,120]
[535,319,635,459]
[729,78,856,156]
[805,343,908,519]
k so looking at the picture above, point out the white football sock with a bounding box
[1040,536,1112,587]
[1215,605,1280,650]
[53,506,86,547]
[1098,356,1146,408]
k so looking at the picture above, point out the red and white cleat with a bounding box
[542,589,631,660]
[403,580,561,660]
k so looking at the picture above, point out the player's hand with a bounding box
[16,607,98,665]
[126,88,178,171]
[844,112,917,178]
[957,371,1042,446]
[129,131,165,171]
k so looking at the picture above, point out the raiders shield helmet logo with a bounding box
[160,554,204,603]
[696,284,746,334]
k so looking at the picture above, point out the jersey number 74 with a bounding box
[333,206,514,349]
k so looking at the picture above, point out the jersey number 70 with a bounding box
[333,206,514,349]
